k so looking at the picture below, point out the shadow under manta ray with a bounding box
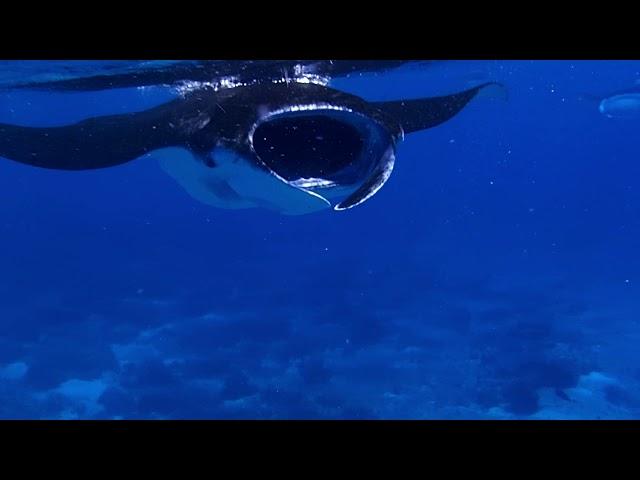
[0,64,504,214]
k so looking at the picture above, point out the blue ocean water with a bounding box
[0,60,639,419]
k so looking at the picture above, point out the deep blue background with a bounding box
[0,60,639,419]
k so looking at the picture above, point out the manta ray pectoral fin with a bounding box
[8,60,432,92]
[0,99,189,170]
[373,82,507,134]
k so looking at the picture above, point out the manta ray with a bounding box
[597,83,640,118]
[580,79,640,119]
[0,60,504,214]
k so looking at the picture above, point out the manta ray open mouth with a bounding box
[250,106,395,201]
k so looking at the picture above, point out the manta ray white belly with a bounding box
[153,147,331,215]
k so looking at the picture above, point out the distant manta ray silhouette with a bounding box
[581,81,640,119]
[0,60,505,215]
